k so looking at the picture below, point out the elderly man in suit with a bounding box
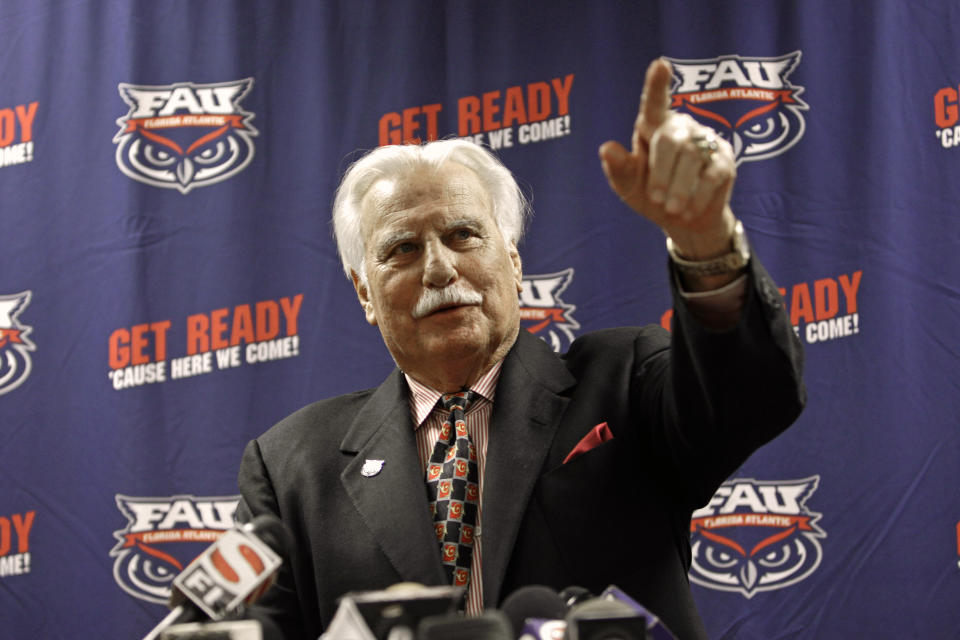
[236,59,805,639]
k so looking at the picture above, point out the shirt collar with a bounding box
[405,360,503,428]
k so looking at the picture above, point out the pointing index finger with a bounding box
[636,58,673,142]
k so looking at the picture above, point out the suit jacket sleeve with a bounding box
[506,253,804,640]
[236,438,308,640]
[653,253,805,507]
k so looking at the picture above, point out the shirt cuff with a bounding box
[676,273,748,330]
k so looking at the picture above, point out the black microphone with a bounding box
[564,586,676,640]
[499,585,567,639]
[141,515,291,640]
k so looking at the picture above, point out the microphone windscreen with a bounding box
[244,514,293,558]
[500,585,566,638]
[417,610,512,640]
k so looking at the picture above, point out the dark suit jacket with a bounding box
[236,259,805,640]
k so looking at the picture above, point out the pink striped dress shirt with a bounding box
[405,361,502,616]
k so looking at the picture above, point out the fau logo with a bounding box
[110,494,239,604]
[113,79,258,194]
[0,291,35,396]
[520,269,580,352]
[689,476,826,598]
[666,52,808,164]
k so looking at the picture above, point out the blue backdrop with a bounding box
[1,1,959,637]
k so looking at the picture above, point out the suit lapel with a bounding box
[339,370,447,586]
[481,331,575,607]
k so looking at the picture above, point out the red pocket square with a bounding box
[562,421,614,464]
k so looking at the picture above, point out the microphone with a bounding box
[141,515,291,640]
[564,586,676,640]
[417,610,513,640]
[564,598,648,640]
[156,619,265,639]
[503,584,676,640]
[499,585,567,640]
[320,583,464,639]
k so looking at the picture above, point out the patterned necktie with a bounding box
[425,390,480,589]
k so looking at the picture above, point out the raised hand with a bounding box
[599,58,738,263]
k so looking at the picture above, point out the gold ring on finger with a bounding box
[692,133,719,163]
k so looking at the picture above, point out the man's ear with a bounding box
[509,244,523,294]
[351,270,378,326]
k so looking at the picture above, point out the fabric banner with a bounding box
[1,1,958,637]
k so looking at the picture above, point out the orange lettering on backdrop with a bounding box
[0,103,39,146]
[935,87,959,128]
[401,108,421,144]
[790,283,814,325]
[151,321,170,361]
[109,321,170,367]
[552,74,575,115]
[0,110,14,146]
[378,104,442,145]
[502,86,527,126]
[481,91,501,131]
[813,278,839,320]
[209,308,230,350]
[378,112,402,145]
[255,301,280,341]
[130,324,151,364]
[187,313,210,355]
[838,270,863,314]
[527,82,551,121]
[421,104,442,141]
[660,309,674,332]
[0,517,9,556]
[280,294,304,335]
[231,304,255,345]
[12,511,35,553]
[458,95,481,136]
[15,102,38,142]
[109,328,130,369]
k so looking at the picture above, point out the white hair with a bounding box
[332,139,530,283]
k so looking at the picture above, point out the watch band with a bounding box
[666,219,751,276]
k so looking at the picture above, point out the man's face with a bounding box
[352,161,523,385]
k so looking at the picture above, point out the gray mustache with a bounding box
[412,285,483,319]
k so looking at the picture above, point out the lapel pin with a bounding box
[361,459,385,477]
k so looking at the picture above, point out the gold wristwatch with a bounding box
[665,219,750,276]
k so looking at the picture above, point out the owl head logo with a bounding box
[0,290,35,396]
[689,476,826,598]
[666,52,808,165]
[113,79,257,194]
[110,494,239,604]
[520,269,580,353]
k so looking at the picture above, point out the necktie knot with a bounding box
[441,390,476,413]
